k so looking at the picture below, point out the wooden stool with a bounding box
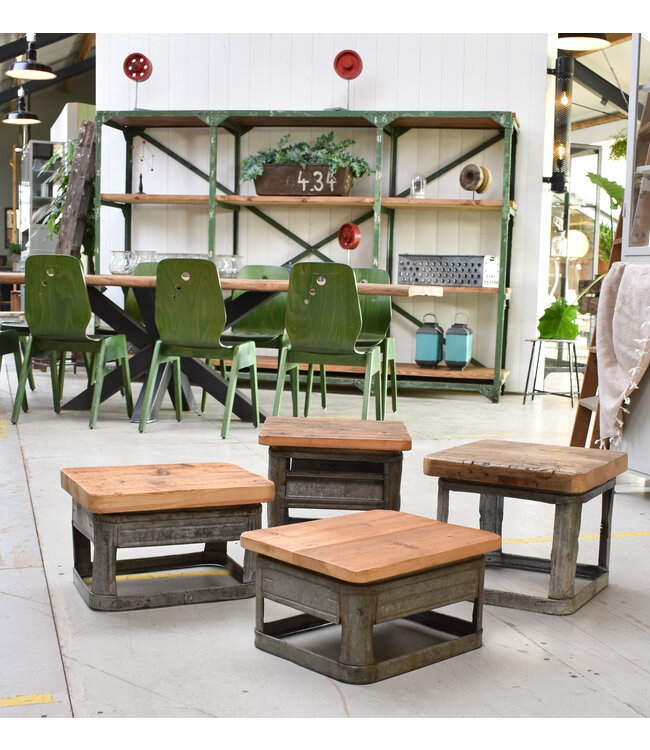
[60,462,274,611]
[259,417,412,526]
[241,509,500,684]
[423,440,628,615]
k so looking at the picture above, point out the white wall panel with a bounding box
[96,32,554,392]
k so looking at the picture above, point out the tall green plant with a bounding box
[39,140,96,271]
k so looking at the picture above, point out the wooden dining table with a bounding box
[0,270,443,426]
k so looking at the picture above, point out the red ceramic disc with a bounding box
[338,223,361,250]
[123,53,153,82]
[334,50,363,80]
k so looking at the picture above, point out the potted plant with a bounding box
[240,131,373,196]
[538,275,606,340]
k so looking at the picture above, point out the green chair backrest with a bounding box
[155,258,226,348]
[285,262,362,355]
[354,267,392,341]
[25,254,92,342]
[124,261,159,322]
[230,264,289,339]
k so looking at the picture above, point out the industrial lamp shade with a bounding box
[5,35,56,81]
[557,33,611,52]
[2,90,40,125]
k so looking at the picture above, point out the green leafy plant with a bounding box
[538,274,606,339]
[240,132,374,183]
[39,140,96,271]
[538,297,580,339]
[587,172,623,269]
[598,221,613,264]
[608,130,626,161]
[6,241,21,255]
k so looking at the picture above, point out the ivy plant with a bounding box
[240,132,374,183]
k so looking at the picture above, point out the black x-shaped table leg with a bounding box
[62,285,275,425]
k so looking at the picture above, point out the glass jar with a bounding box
[109,251,136,274]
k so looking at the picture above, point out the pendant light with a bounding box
[557,33,611,52]
[6,33,56,81]
[2,87,40,125]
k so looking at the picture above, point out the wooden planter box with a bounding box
[253,164,353,196]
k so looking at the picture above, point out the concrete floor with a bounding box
[1,359,649,728]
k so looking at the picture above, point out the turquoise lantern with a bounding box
[445,314,473,370]
[415,314,444,367]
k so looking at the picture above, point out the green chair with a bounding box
[273,262,382,420]
[138,258,259,439]
[11,255,133,429]
[220,264,299,416]
[354,267,397,417]
[0,329,28,413]
[304,266,397,419]
[123,261,159,323]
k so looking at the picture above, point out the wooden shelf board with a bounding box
[103,111,516,132]
[102,193,515,212]
[250,355,506,383]
[382,197,516,211]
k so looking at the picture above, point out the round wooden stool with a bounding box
[423,440,628,615]
[60,462,274,611]
[241,509,500,684]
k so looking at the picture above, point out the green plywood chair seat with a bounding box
[216,264,298,416]
[138,258,259,438]
[0,329,28,413]
[11,255,133,429]
[273,262,382,420]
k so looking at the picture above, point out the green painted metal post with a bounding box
[493,116,517,400]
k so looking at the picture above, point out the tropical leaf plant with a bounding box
[537,297,580,340]
[240,132,374,182]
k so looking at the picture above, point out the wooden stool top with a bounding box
[240,509,500,584]
[423,440,628,495]
[61,462,274,514]
[258,417,412,451]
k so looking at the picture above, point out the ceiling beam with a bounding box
[572,58,629,113]
[0,57,95,106]
[63,33,96,93]
[0,33,75,64]
[572,112,627,131]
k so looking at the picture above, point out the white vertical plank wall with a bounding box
[96,32,555,393]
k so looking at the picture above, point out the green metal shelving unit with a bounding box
[95,108,518,402]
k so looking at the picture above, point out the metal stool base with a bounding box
[437,477,615,615]
[254,555,486,684]
[267,446,403,526]
[72,501,262,611]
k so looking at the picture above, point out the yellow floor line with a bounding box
[0,693,58,708]
[83,568,231,583]
[0,417,8,439]
[503,530,650,544]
